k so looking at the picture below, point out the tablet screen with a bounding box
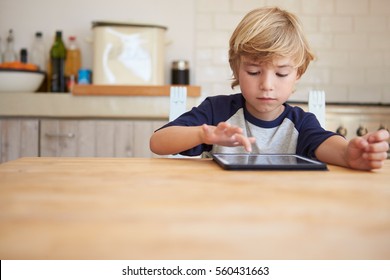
[211,153,327,170]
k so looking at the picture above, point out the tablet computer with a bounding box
[211,153,327,170]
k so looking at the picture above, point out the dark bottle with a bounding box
[50,31,67,93]
[171,60,190,85]
[20,48,28,63]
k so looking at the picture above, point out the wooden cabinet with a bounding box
[0,118,39,163]
[40,119,166,158]
[0,118,166,162]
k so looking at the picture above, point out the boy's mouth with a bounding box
[257,97,276,101]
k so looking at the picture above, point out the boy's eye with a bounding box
[246,71,289,77]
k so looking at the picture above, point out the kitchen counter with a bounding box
[0,92,200,119]
[0,157,389,260]
[2,91,389,121]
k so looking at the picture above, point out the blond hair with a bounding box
[228,7,315,88]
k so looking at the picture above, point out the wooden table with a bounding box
[0,157,389,260]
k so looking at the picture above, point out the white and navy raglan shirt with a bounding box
[158,93,337,158]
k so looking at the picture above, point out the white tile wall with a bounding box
[1,0,388,104]
[194,0,390,104]
[0,0,198,87]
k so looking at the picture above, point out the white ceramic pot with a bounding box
[92,21,167,86]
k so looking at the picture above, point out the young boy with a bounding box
[150,6,389,170]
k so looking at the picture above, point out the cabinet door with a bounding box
[41,119,86,157]
[0,118,39,163]
[133,120,167,157]
[40,119,133,157]
[40,119,166,158]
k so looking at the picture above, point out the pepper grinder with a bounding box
[171,60,190,85]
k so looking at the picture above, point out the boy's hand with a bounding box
[346,129,389,170]
[201,122,256,152]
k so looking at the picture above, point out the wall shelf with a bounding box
[72,85,201,97]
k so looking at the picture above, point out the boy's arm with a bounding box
[149,122,256,155]
[314,135,349,167]
[315,129,389,170]
[149,126,204,155]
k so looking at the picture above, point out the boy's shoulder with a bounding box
[205,93,243,103]
[201,93,244,110]
[283,103,322,130]
[285,103,307,114]
[284,103,312,120]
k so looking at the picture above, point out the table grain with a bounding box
[0,157,389,259]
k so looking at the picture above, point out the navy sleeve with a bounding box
[161,98,214,128]
[295,111,337,159]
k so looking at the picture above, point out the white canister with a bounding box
[92,21,167,85]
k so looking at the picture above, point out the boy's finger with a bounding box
[350,137,368,150]
[217,122,230,130]
[366,141,389,153]
[367,129,390,143]
[227,126,243,136]
[235,134,252,152]
[363,151,388,161]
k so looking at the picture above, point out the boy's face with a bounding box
[238,55,300,121]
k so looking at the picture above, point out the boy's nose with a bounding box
[259,73,274,91]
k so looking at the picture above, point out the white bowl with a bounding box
[0,69,45,93]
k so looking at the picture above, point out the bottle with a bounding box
[20,48,28,63]
[50,31,67,93]
[30,32,46,71]
[64,36,81,92]
[171,60,190,85]
[2,29,18,63]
